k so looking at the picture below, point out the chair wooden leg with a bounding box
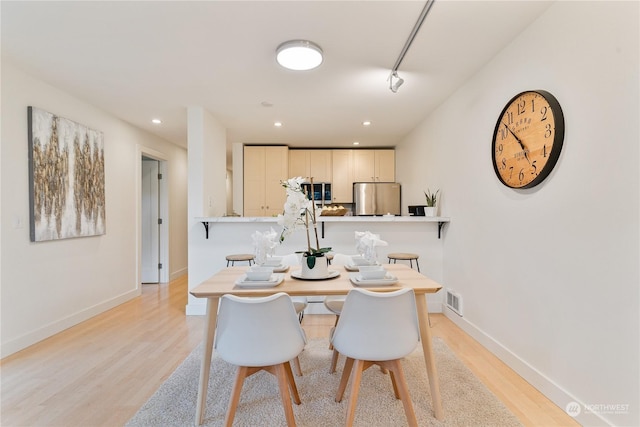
[335,357,354,402]
[330,349,340,373]
[284,361,302,404]
[291,356,302,376]
[224,366,249,427]
[329,315,339,350]
[273,363,297,427]
[386,365,400,399]
[384,359,418,427]
[344,359,365,427]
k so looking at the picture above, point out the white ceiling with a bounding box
[2,1,553,156]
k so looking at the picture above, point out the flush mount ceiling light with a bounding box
[276,40,323,71]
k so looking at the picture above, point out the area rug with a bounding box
[127,338,521,427]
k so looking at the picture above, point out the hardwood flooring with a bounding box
[1,275,578,426]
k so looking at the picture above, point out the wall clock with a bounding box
[492,90,565,189]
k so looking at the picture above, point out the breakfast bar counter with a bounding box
[187,215,449,316]
[196,215,450,239]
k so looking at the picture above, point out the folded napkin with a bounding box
[251,228,279,265]
[355,231,388,264]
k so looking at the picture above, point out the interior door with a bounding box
[141,158,160,283]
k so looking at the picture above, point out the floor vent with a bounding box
[446,289,463,317]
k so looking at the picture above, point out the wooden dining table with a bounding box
[190,263,444,425]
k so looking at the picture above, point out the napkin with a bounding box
[355,231,388,264]
[252,228,279,265]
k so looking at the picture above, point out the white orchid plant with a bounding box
[277,177,331,268]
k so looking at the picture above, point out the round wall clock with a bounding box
[492,90,565,189]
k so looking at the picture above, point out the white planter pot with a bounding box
[424,206,436,217]
[300,255,329,279]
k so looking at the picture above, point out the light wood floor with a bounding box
[1,275,578,427]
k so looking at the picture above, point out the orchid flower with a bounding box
[277,176,331,267]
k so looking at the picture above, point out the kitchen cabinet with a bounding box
[244,146,288,216]
[288,150,308,178]
[288,149,332,182]
[353,149,395,182]
[331,149,353,203]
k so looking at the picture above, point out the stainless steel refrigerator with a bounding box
[353,182,401,216]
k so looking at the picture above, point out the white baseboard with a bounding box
[169,267,187,282]
[186,301,207,316]
[0,288,140,359]
[443,309,610,426]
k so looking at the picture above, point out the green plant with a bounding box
[424,189,440,207]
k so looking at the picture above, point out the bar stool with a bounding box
[326,254,334,265]
[226,253,255,267]
[387,252,420,272]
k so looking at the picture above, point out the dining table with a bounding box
[190,263,444,425]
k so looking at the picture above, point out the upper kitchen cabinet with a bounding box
[288,149,332,182]
[331,149,353,203]
[244,146,288,216]
[353,149,395,182]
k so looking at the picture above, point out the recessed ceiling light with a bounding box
[274,122,283,127]
[261,101,274,107]
[276,40,323,71]
[151,118,162,124]
[362,121,371,126]
[353,141,360,146]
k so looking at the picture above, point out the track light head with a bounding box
[389,71,404,93]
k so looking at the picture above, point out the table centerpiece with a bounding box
[278,177,332,279]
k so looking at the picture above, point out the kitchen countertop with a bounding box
[195,215,449,223]
[195,215,450,239]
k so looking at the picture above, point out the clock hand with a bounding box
[502,122,530,164]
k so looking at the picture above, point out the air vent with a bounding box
[446,289,463,317]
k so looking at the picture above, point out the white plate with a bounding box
[344,262,380,272]
[256,263,289,272]
[290,270,340,281]
[272,264,290,273]
[235,273,285,288]
[349,272,399,286]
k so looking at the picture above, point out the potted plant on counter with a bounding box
[423,189,440,217]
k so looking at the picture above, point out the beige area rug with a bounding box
[127,338,521,427]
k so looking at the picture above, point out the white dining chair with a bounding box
[331,288,421,427]
[324,254,370,373]
[274,253,308,376]
[215,292,307,427]
[282,253,308,323]
[322,254,352,328]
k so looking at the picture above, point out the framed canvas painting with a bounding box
[28,107,106,242]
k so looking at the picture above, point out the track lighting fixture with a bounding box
[388,0,435,93]
[388,71,404,93]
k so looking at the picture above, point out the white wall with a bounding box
[0,62,189,357]
[396,2,638,426]
[186,107,227,310]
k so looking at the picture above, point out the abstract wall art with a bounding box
[28,107,106,242]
